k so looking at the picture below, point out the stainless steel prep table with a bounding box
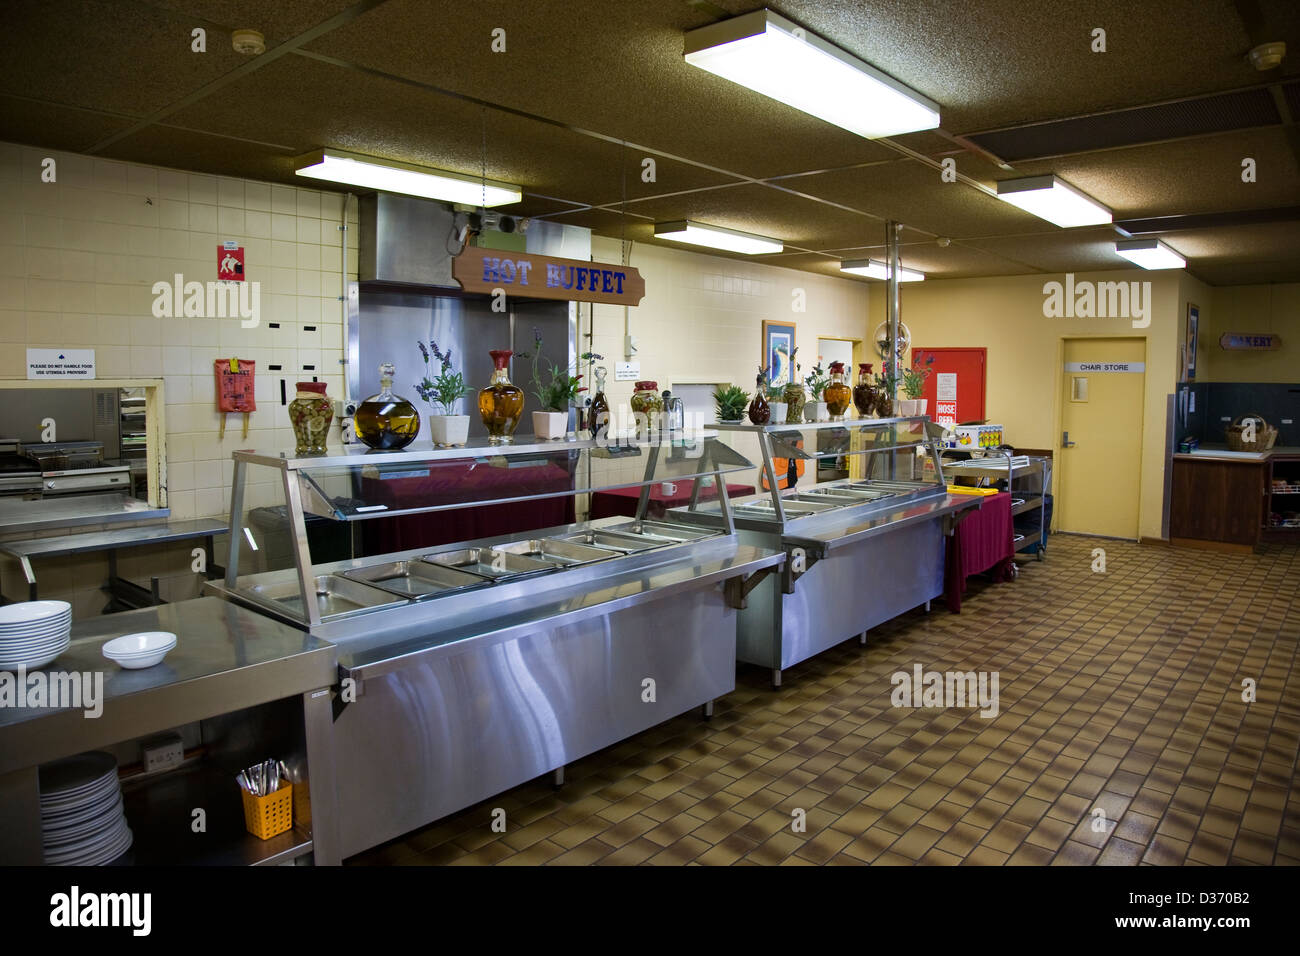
[0,518,226,605]
[206,432,785,860]
[0,597,336,865]
[670,417,981,686]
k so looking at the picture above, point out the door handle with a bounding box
[1062,431,1076,448]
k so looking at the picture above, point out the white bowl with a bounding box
[0,601,71,626]
[102,632,176,669]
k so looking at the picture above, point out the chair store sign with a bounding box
[453,247,646,306]
[1219,332,1281,350]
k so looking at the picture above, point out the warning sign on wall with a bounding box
[217,242,245,281]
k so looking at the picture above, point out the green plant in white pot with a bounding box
[521,329,584,440]
[803,362,829,422]
[416,339,471,446]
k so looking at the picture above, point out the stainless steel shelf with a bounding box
[121,764,313,866]
[712,415,926,432]
[233,431,722,471]
[1011,496,1044,516]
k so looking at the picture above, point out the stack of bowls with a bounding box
[102,631,177,669]
[0,600,71,671]
[39,751,133,865]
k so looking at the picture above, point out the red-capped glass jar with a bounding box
[630,381,663,419]
[824,361,852,420]
[853,363,876,418]
[289,381,332,455]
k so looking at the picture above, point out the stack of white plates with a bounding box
[39,752,133,866]
[0,600,72,670]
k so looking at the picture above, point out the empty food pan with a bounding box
[421,548,553,580]
[613,520,719,541]
[493,539,621,566]
[242,574,406,620]
[342,560,490,599]
[559,530,666,553]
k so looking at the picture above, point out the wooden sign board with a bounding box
[1219,332,1281,350]
[453,246,645,306]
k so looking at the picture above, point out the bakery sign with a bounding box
[1219,332,1281,350]
[452,246,645,306]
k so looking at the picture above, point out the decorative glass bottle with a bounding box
[588,366,610,439]
[874,368,895,418]
[631,381,662,435]
[853,363,876,418]
[748,373,771,425]
[783,379,805,424]
[355,363,420,450]
[289,381,333,455]
[478,349,525,443]
[824,362,852,421]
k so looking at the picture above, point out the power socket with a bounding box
[141,733,184,774]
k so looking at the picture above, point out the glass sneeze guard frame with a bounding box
[223,430,754,627]
[712,416,950,525]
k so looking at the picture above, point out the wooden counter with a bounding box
[1170,446,1300,551]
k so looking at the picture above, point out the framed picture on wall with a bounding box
[762,320,797,387]
[1185,303,1199,381]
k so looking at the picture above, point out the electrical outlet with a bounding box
[141,733,184,774]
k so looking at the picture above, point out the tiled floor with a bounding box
[349,535,1300,866]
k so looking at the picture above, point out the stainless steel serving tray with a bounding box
[558,530,670,553]
[242,573,407,620]
[492,538,622,567]
[341,560,492,600]
[605,520,721,541]
[422,548,553,580]
[799,486,896,502]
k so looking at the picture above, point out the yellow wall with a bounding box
[869,269,1183,540]
[1203,283,1300,383]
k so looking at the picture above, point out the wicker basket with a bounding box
[1225,412,1278,451]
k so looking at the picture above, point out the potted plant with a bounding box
[713,384,750,423]
[766,383,788,425]
[875,360,900,418]
[415,340,472,446]
[899,353,935,416]
[521,328,585,440]
[803,362,829,422]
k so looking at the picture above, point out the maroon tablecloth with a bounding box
[358,459,576,555]
[944,491,1014,612]
[589,479,757,520]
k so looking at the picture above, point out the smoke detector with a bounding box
[936,237,951,247]
[231,29,265,55]
[1248,41,1285,71]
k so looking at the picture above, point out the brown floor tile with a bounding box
[1096,837,1145,866]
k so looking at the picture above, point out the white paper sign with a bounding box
[936,372,957,401]
[614,362,640,382]
[1064,362,1145,373]
[27,348,96,379]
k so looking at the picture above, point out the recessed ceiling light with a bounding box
[839,259,925,281]
[1115,238,1186,270]
[654,220,783,255]
[684,9,940,139]
[294,149,522,207]
[995,174,1112,227]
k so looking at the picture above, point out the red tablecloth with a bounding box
[944,491,1014,612]
[589,479,757,520]
[359,459,576,555]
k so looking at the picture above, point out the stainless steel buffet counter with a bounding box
[670,417,981,686]
[202,432,784,860]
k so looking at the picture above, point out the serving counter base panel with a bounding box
[332,585,737,860]
[735,518,944,684]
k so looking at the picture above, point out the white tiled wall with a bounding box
[0,140,356,611]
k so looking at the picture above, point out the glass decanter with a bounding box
[355,363,420,450]
[824,362,852,421]
[478,349,525,444]
[853,363,876,418]
[588,366,610,439]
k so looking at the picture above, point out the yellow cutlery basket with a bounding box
[241,781,293,840]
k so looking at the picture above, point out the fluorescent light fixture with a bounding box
[294,149,521,206]
[995,174,1111,227]
[684,9,940,139]
[654,220,783,255]
[839,259,925,282]
[1115,238,1186,270]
